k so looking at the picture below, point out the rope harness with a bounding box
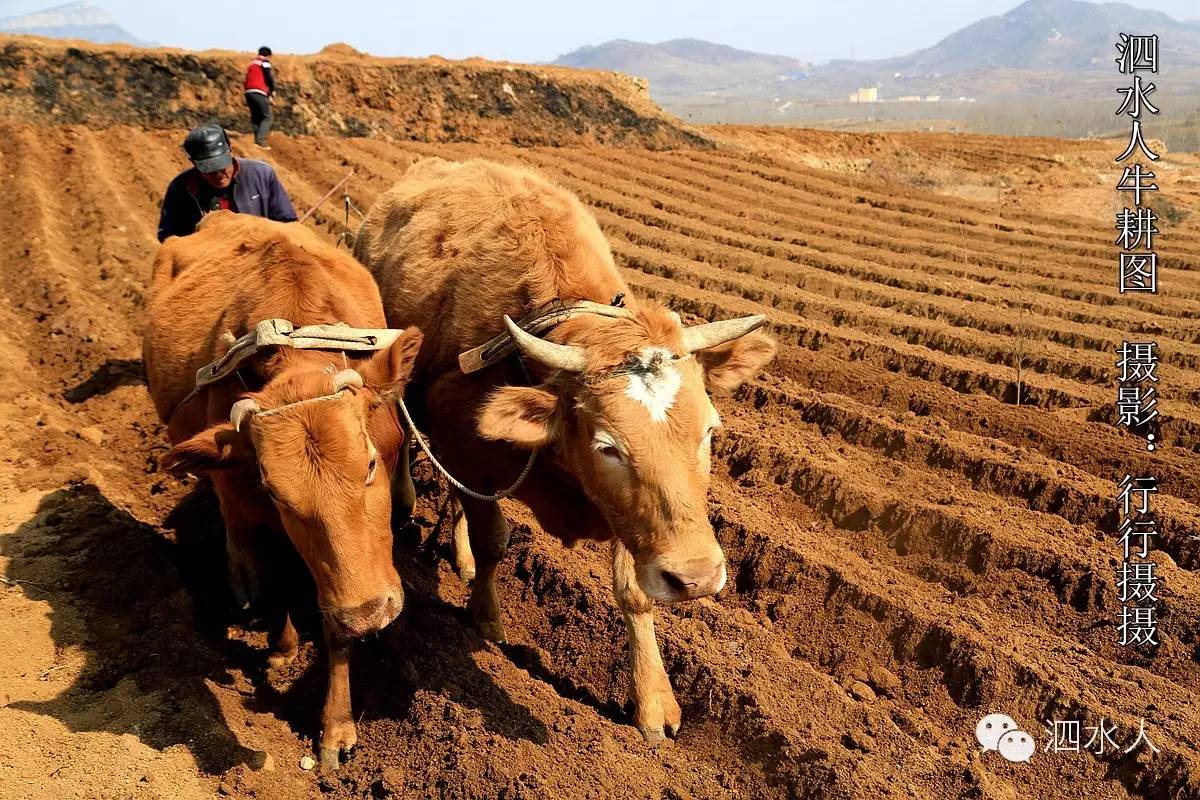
[298,171,355,225]
[337,193,368,250]
[292,170,364,250]
[429,295,631,501]
[395,388,536,502]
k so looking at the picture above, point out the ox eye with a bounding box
[592,435,625,464]
[258,471,282,504]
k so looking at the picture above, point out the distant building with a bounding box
[924,95,941,102]
[848,87,877,103]
[898,95,922,102]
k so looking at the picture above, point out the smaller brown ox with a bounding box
[355,158,776,742]
[143,211,422,769]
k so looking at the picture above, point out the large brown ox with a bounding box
[354,158,776,742]
[143,211,422,769]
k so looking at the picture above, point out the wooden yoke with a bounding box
[457,298,634,374]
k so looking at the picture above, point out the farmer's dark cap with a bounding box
[183,124,234,173]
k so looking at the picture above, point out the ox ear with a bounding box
[371,327,425,396]
[161,423,250,475]
[695,330,777,396]
[477,386,558,448]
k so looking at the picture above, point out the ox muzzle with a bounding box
[324,586,404,640]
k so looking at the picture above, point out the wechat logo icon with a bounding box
[976,713,1035,764]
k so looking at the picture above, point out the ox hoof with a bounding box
[318,746,342,772]
[639,725,665,745]
[636,719,680,746]
[457,564,477,584]
[476,620,508,644]
[229,582,252,612]
[634,689,682,746]
[226,539,262,608]
[319,726,357,771]
[228,567,261,610]
[266,650,297,670]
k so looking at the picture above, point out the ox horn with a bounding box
[230,398,261,432]
[681,314,767,353]
[332,369,364,392]
[503,315,588,373]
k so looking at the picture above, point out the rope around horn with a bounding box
[394,393,537,502]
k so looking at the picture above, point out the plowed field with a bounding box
[2,122,1199,800]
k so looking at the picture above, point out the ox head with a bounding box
[162,328,423,640]
[477,304,775,604]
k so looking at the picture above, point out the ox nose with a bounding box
[326,588,404,640]
[660,558,727,600]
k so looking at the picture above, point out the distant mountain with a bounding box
[790,0,1200,114]
[0,2,150,46]
[556,0,1200,134]
[554,38,810,97]
[826,0,1200,78]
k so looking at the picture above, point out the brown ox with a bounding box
[355,158,776,742]
[143,211,422,769]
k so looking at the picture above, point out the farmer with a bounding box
[157,124,297,243]
[244,46,275,147]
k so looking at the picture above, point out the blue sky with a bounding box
[0,0,1195,64]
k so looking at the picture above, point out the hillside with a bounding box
[0,36,714,149]
[851,0,1200,74]
[556,0,1200,139]
[555,38,809,97]
[813,0,1200,94]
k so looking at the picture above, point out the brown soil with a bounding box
[1,116,1199,798]
[711,126,1200,234]
[0,35,711,149]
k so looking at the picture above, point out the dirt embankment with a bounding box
[0,36,714,149]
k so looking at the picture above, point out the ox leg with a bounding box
[215,505,261,610]
[318,628,356,770]
[450,497,477,583]
[227,535,259,610]
[612,540,681,744]
[256,531,300,668]
[267,612,299,668]
[393,437,416,522]
[458,493,508,643]
[212,477,262,609]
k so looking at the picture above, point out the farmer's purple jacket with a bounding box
[157,158,297,242]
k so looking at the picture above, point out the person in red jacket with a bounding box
[244,46,276,148]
